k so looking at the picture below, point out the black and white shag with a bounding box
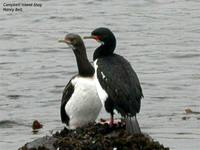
[59,33,102,129]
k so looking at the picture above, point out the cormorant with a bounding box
[58,33,102,129]
[84,28,143,133]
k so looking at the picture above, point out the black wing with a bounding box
[60,77,75,125]
[96,54,143,116]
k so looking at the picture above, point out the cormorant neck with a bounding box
[93,38,116,60]
[74,46,94,77]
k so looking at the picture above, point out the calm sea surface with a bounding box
[0,0,200,149]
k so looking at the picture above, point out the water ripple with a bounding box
[0,120,30,128]
[170,53,200,59]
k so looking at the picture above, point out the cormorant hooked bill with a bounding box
[84,28,143,133]
[58,33,102,129]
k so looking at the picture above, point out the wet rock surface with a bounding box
[19,122,169,150]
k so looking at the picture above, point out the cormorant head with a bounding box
[84,27,116,46]
[59,33,85,52]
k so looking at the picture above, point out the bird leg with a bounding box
[109,113,114,126]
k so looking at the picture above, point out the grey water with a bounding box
[0,0,200,149]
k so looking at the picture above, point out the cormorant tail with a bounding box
[125,115,141,134]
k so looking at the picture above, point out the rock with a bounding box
[32,120,43,130]
[19,122,169,150]
[185,108,200,115]
[19,136,57,150]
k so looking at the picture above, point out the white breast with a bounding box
[94,59,108,107]
[65,76,102,129]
